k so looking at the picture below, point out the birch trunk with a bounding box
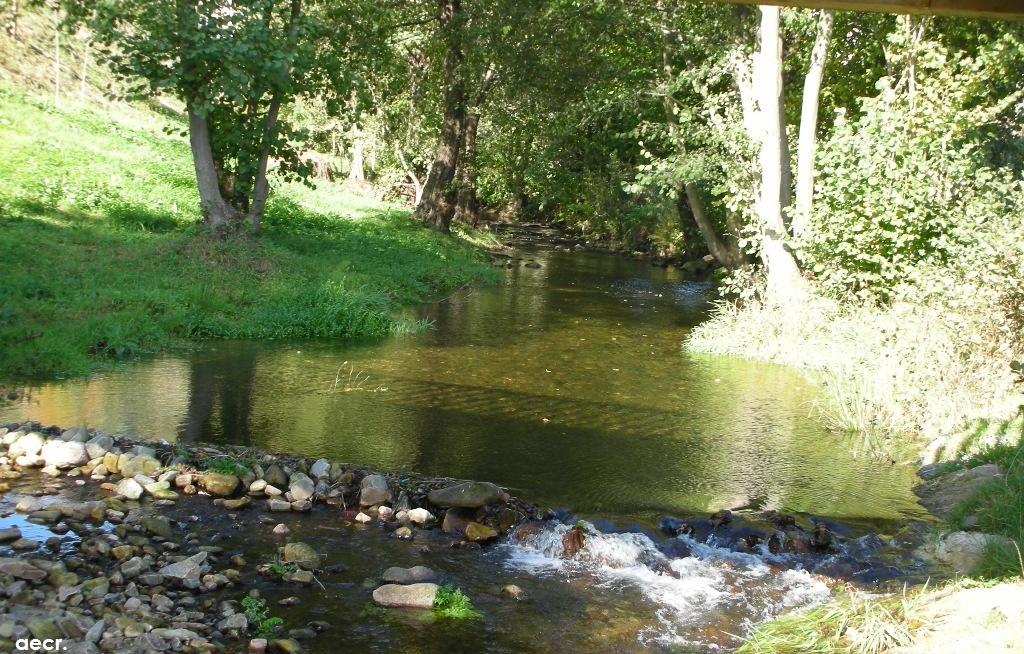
[792,9,833,243]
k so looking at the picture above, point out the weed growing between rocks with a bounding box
[433,585,482,620]
[241,595,285,639]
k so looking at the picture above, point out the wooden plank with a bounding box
[708,0,1024,20]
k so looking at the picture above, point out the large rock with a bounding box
[309,458,330,479]
[281,542,321,570]
[158,552,207,581]
[0,558,46,581]
[116,477,145,500]
[8,432,45,458]
[372,582,438,608]
[288,473,315,502]
[359,474,391,506]
[202,472,241,497]
[915,464,1003,518]
[924,531,1016,573]
[86,435,114,459]
[120,454,161,478]
[40,440,89,468]
[382,566,437,584]
[427,481,503,508]
[263,464,288,488]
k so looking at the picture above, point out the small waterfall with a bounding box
[501,521,831,650]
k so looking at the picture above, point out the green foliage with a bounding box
[0,85,497,379]
[205,456,250,476]
[432,585,481,620]
[269,562,298,576]
[241,595,285,638]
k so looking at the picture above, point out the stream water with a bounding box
[0,243,930,651]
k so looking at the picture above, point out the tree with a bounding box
[64,0,371,233]
[792,9,833,242]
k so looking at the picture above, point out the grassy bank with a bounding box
[0,85,498,379]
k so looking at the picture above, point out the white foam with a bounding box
[501,521,831,649]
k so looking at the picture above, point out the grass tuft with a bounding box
[432,585,482,619]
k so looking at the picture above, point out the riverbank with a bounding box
[0,85,498,380]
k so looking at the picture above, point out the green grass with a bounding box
[0,84,498,379]
[432,585,481,619]
[241,595,285,638]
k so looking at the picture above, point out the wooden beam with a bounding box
[707,0,1024,20]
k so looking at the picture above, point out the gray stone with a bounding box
[142,516,174,539]
[372,582,438,608]
[60,426,89,442]
[288,473,315,502]
[120,454,161,477]
[158,552,207,581]
[263,464,288,488]
[0,558,46,581]
[924,530,1016,573]
[217,613,248,631]
[267,498,291,512]
[359,474,391,506]
[0,527,21,543]
[309,459,330,479]
[381,566,437,584]
[86,435,114,459]
[915,464,1003,517]
[281,542,320,570]
[427,481,504,508]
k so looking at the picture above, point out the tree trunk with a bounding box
[414,0,464,234]
[53,27,60,107]
[188,106,238,229]
[680,182,746,269]
[792,9,833,243]
[455,112,481,226]
[348,135,365,181]
[753,5,804,301]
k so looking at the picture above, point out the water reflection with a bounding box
[2,247,926,525]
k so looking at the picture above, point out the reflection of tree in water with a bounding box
[179,347,257,447]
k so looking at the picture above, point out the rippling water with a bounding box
[2,246,924,525]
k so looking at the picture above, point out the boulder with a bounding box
[202,472,241,497]
[263,464,288,488]
[40,440,89,468]
[427,481,503,508]
[309,459,330,479]
[116,477,145,500]
[288,473,315,502]
[85,435,114,459]
[465,522,498,543]
[441,508,474,536]
[9,432,45,458]
[359,474,391,506]
[925,531,1016,573]
[382,566,437,584]
[915,464,1003,518]
[372,582,438,609]
[120,454,161,477]
[281,542,321,570]
[60,426,89,442]
[158,552,207,582]
[407,508,435,526]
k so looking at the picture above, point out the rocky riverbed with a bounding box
[0,419,980,653]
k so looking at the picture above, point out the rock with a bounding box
[291,499,312,512]
[249,639,269,654]
[269,639,303,654]
[407,508,435,526]
[249,479,268,494]
[394,526,413,540]
[120,556,146,577]
[9,432,45,458]
[0,558,46,580]
[25,618,61,641]
[915,464,1003,518]
[81,576,109,597]
[40,440,89,468]
[441,508,473,536]
[224,497,251,510]
[925,531,1016,573]
[158,552,207,581]
[465,522,498,543]
[282,542,321,570]
[427,481,503,508]
[0,527,21,543]
[202,472,240,497]
[143,516,174,539]
[120,454,161,477]
[265,484,283,496]
[359,474,391,506]
[283,569,315,584]
[372,582,438,609]
[85,435,114,459]
[309,459,330,479]
[562,525,586,557]
[268,498,291,512]
[354,512,372,523]
[218,613,248,632]
[273,523,290,536]
[288,473,315,502]
[916,463,946,480]
[500,584,525,600]
[144,480,170,495]
[378,506,394,521]
[382,566,437,584]
[15,498,40,513]
[116,477,145,500]
[263,464,288,488]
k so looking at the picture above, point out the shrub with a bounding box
[433,585,481,619]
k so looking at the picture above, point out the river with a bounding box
[0,243,930,651]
